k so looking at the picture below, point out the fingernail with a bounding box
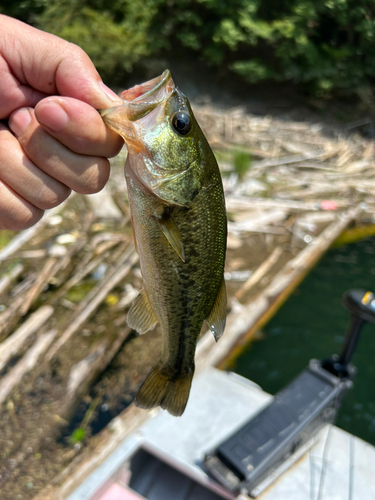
[9,108,32,136]
[36,100,69,132]
[98,81,123,105]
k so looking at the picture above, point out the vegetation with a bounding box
[2,0,375,98]
[234,150,252,179]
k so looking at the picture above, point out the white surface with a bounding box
[257,424,375,500]
[68,368,375,500]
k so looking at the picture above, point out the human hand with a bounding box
[0,15,124,230]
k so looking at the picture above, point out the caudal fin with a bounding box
[134,366,194,417]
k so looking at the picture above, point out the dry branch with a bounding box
[46,248,138,360]
[0,264,24,295]
[0,329,57,405]
[235,246,283,300]
[0,305,54,372]
[0,201,72,263]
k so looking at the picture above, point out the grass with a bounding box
[234,150,252,179]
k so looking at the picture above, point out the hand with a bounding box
[0,15,124,230]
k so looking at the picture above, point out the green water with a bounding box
[234,236,375,445]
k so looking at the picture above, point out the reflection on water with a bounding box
[234,236,375,445]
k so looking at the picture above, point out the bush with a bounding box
[2,0,375,97]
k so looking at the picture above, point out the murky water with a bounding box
[234,236,375,445]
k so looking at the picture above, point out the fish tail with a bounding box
[134,365,194,417]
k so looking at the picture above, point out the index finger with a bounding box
[34,96,124,157]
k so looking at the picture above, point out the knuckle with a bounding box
[6,207,43,231]
[107,136,124,158]
[75,160,110,195]
[37,185,71,210]
[66,43,88,64]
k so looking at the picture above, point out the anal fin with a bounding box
[127,288,158,334]
[153,209,185,262]
[205,277,227,342]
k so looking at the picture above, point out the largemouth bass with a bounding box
[100,70,227,416]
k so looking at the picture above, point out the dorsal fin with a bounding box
[127,288,158,334]
[153,210,185,262]
[205,277,227,342]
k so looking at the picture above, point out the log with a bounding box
[235,246,283,300]
[0,305,54,372]
[0,264,24,295]
[0,329,57,404]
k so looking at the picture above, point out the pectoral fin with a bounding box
[154,210,185,262]
[127,288,158,334]
[205,278,227,342]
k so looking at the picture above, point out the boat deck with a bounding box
[68,369,375,500]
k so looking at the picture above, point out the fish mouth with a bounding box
[99,70,174,142]
[120,69,173,105]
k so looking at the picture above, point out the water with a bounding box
[234,236,375,445]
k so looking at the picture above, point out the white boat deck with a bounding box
[68,369,375,500]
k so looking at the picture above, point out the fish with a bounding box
[100,70,227,416]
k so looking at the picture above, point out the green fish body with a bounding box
[100,70,227,416]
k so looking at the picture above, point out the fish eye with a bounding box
[171,112,191,136]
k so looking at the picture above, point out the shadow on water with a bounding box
[234,236,375,446]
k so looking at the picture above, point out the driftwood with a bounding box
[0,329,57,405]
[235,246,283,300]
[0,201,72,263]
[0,305,54,372]
[46,247,138,360]
[0,263,24,295]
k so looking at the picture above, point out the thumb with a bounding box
[0,15,122,109]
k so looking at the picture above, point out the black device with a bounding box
[204,289,375,497]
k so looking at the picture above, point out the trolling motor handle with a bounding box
[322,289,375,378]
[339,290,375,365]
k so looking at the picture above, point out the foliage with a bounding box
[69,427,86,443]
[234,150,252,179]
[3,0,375,97]
[33,0,160,81]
